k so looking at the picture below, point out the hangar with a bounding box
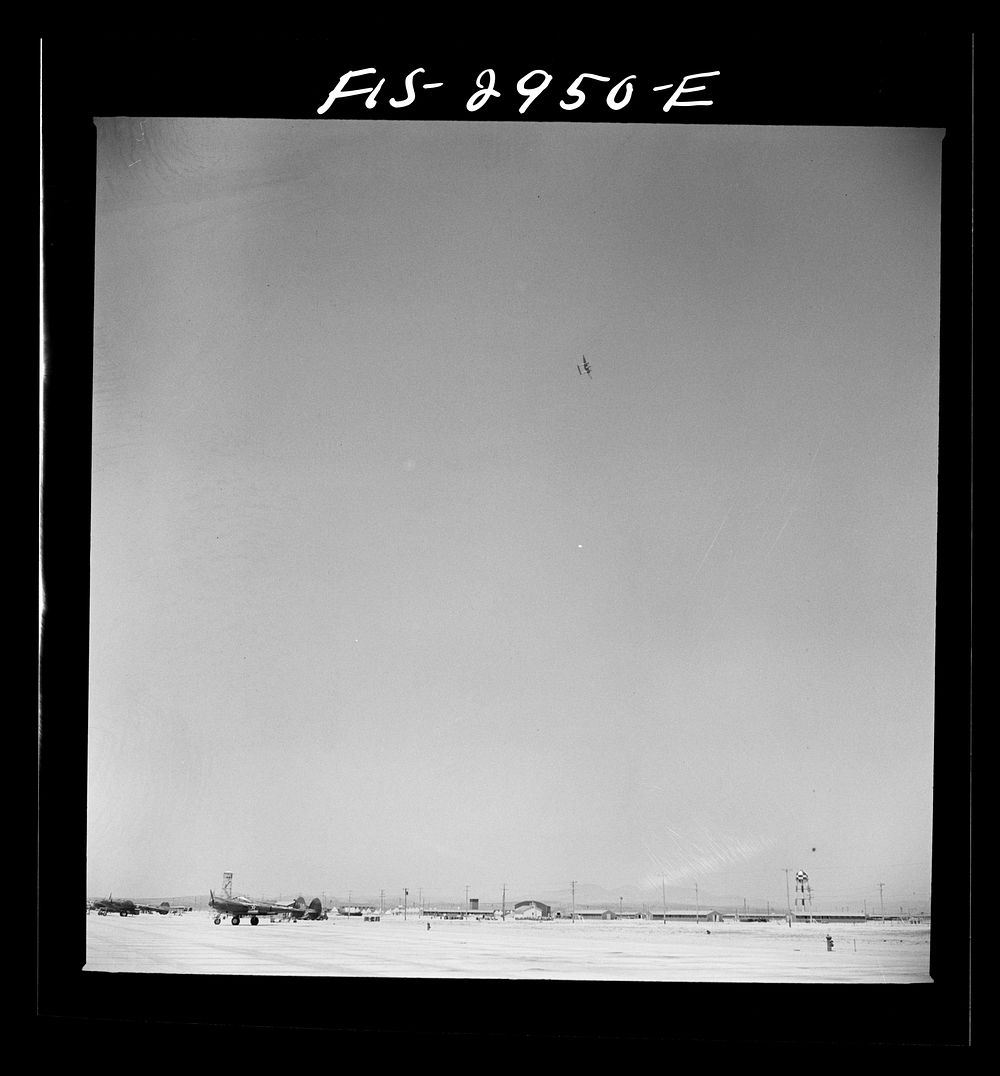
[513,900,551,920]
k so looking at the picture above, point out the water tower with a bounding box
[794,870,812,920]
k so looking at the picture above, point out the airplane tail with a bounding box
[288,896,323,919]
[157,902,170,914]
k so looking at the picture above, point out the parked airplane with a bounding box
[91,896,138,916]
[578,355,592,378]
[91,895,174,917]
[209,889,326,926]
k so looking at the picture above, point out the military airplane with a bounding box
[577,355,592,378]
[209,889,326,926]
[90,895,174,917]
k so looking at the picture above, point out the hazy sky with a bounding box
[87,117,941,912]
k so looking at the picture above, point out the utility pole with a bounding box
[878,882,885,920]
[571,880,577,921]
[380,889,384,915]
[465,885,470,914]
[619,896,623,918]
[502,883,506,920]
[404,888,408,921]
[661,876,666,925]
[784,868,791,917]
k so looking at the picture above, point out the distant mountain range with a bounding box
[101,883,717,912]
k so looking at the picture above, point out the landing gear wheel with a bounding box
[214,917,221,924]
[232,916,241,925]
[250,916,259,926]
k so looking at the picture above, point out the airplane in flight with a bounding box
[90,895,175,917]
[577,355,592,378]
[209,889,326,926]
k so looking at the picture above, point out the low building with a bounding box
[789,913,868,923]
[648,909,722,923]
[423,907,497,919]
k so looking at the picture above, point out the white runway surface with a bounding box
[85,914,932,982]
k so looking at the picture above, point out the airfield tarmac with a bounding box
[85,914,932,982]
